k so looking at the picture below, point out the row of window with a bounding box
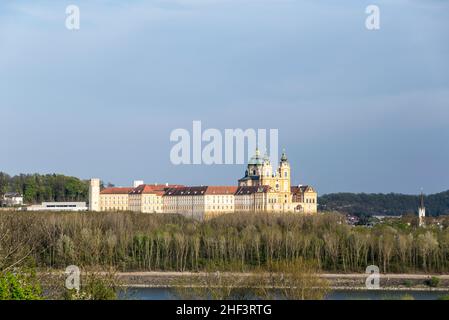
[103,196,315,209]
[142,206,162,212]
[206,205,233,211]
[101,206,127,211]
[103,201,126,205]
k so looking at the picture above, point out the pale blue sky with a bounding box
[1,0,449,194]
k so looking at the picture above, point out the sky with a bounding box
[1,0,449,195]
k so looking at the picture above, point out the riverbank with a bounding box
[108,272,449,291]
[36,271,449,300]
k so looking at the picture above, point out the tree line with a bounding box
[319,191,449,216]
[1,211,449,274]
[0,172,89,204]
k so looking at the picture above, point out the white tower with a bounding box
[418,191,426,227]
[89,178,100,211]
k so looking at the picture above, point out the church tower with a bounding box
[260,149,274,187]
[418,191,426,227]
[278,149,291,193]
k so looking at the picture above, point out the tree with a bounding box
[0,172,10,199]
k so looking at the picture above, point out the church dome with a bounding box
[248,148,264,165]
[280,149,288,162]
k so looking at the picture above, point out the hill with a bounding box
[318,190,449,216]
[0,172,89,204]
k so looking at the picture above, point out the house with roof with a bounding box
[129,183,181,213]
[99,187,134,212]
[1,192,24,207]
[163,186,237,220]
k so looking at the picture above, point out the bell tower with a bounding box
[418,190,426,227]
[260,149,274,187]
[278,149,291,193]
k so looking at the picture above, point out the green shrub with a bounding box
[64,272,118,300]
[402,280,413,288]
[0,271,42,300]
[425,276,440,288]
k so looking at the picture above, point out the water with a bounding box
[119,287,449,300]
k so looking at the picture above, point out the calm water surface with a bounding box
[119,287,449,300]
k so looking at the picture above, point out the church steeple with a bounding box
[418,189,426,227]
[277,148,291,193]
[420,191,424,209]
[280,148,288,162]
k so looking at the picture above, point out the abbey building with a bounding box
[237,149,317,213]
[89,149,317,219]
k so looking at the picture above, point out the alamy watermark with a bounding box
[65,265,81,291]
[365,265,380,289]
[63,5,379,32]
[365,5,380,30]
[65,5,80,30]
[170,121,279,165]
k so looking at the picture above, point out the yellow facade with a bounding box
[129,193,164,213]
[129,184,165,213]
[238,149,317,214]
[99,188,132,211]
[163,186,236,220]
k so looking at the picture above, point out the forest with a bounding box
[0,172,89,204]
[319,190,449,216]
[1,211,449,274]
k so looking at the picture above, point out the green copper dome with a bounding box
[248,148,264,165]
[280,149,288,162]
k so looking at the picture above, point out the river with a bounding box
[119,287,449,300]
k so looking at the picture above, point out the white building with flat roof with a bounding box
[27,202,88,212]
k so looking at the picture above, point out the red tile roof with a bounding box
[291,185,314,194]
[205,186,238,195]
[100,187,133,195]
